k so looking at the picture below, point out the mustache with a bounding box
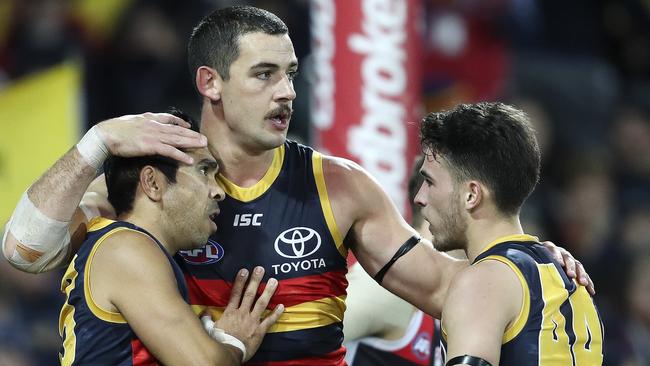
[265,105,293,119]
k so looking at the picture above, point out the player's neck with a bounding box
[212,138,276,187]
[118,211,177,255]
[201,109,277,188]
[465,216,524,262]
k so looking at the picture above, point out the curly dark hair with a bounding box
[419,102,541,215]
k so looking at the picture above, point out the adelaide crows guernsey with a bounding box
[59,218,188,365]
[345,310,442,366]
[441,234,604,365]
[178,140,349,366]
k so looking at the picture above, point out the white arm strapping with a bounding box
[201,315,248,362]
[2,191,72,273]
[76,125,109,170]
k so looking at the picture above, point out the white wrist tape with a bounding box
[201,316,248,362]
[3,191,71,273]
[76,126,109,170]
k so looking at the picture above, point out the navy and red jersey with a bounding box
[440,234,604,365]
[346,310,442,366]
[59,218,188,365]
[177,140,349,366]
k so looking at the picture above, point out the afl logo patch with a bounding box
[411,331,432,360]
[178,239,224,265]
[274,227,321,259]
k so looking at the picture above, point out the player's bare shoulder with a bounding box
[320,154,387,209]
[92,228,170,275]
[444,259,522,325]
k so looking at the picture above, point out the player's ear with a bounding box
[196,66,222,102]
[140,166,166,202]
[465,181,483,210]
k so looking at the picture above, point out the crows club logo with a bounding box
[178,239,224,265]
[274,227,321,259]
[411,331,432,360]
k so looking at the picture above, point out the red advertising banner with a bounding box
[311,0,423,216]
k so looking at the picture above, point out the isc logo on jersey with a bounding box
[271,227,326,275]
[178,239,224,265]
[233,213,263,226]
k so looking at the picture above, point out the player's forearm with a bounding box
[29,147,99,221]
[132,309,244,365]
[382,243,467,318]
[157,342,241,366]
[2,143,104,271]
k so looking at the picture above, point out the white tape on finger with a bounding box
[200,316,248,362]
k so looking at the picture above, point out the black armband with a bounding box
[373,235,421,285]
[446,355,493,366]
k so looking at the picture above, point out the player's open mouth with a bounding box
[266,107,292,130]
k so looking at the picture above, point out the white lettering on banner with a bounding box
[347,0,408,212]
[310,0,336,129]
[271,258,327,275]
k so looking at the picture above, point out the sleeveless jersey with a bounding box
[59,218,189,365]
[345,310,443,366]
[177,140,349,366]
[441,234,604,365]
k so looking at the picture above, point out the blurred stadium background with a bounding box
[0,0,648,365]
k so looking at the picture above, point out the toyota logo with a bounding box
[274,227,321,259]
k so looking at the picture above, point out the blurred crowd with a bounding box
[0,0,648,365]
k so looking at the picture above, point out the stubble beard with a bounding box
[430,198,468,253]
[164,204,210,251]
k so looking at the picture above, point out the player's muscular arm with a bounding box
[2,113,206,273]
[322,156,465,317]
[2,147,99,271]
[443,261,522,366]
[93,232,240,365]
[95,232,282,365]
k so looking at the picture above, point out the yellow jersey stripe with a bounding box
[192,295,347,333]
[312,152,346,259]
[476,255,531,343]
[218,144,285,202]
[87,216,115,232]
[59,254,79,365]
[476,234,539,258]
[83,226,154,324]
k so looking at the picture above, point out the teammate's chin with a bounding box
[430,226,466,253]
[432,237,465,253]
[186,224,214,249]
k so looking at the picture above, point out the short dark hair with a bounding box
[104,108,199,216]
[187,6,288,81]
[419,102,541,216]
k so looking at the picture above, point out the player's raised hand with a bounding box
[95,112,207,164]
[212,266,284,362]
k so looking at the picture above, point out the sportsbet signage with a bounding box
[311,0,422,216]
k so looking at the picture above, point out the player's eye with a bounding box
[257,71,272,80]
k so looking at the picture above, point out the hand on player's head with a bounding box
[96,112,208,165]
